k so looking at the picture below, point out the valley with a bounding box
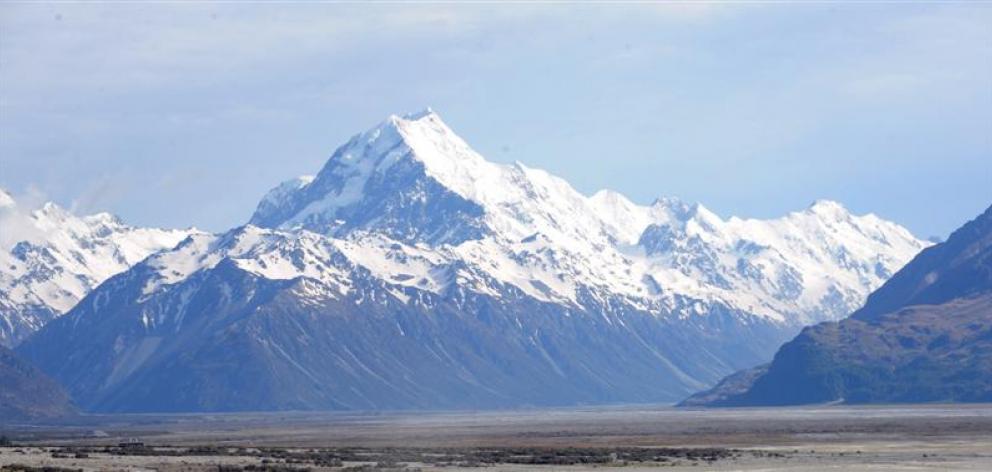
[2,404,992,471]
[2,4,990,471]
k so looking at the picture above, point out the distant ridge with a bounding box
[682,204,992,406]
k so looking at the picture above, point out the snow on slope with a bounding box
[12,109,919,347]
[0,191,197,346]
[13,110,934,412]
[237,110,927,326]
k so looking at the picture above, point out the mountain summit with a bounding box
[249,110,491,244]
[248,111,925,321]
[18,111,928,412]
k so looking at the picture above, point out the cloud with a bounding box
[0,186,49,250]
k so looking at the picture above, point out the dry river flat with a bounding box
[2,403,991,471]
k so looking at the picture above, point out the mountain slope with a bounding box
[849,204,992,322]
[0,190,197,346]
[682,205,992,406]
[19,225,788,411]
[18,110,928,412]
[0,345,76,421]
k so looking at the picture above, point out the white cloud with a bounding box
[0,186,49,250]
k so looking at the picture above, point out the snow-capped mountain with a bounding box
[18,110,929,412]
[0,189,196,346]
[249,109,924,326]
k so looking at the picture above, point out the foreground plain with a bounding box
[2,404,992,471]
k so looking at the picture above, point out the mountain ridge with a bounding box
[247,111,926,324]
[0,191,199,346]
[17,110,930,412]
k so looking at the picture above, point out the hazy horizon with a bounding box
[1,2,989,238]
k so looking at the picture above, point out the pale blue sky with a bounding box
[1,2,989,239]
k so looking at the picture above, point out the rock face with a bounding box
[0,345,76,421]
[681,205,992,406]
[18,110,927,413]
[0,190,197,347]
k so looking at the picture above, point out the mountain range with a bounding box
[13,110,928,412]
[0,189,196,347]
[681,204,992,406]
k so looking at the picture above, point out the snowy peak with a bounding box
[804,199,852,220]
[251,175,314,228]
[324,108,495,204]
[384,109,493,192]
[312,108,482,196]
[649,197,722,230]
[249,109,495,245]
[250,109,651,248]
[240,110,928,327]
[0,197,198,346]
[808,198,846,211]
[588,190,654,243]
[651,196,696,216]
[0,188,15,209]
[401,106,437,121]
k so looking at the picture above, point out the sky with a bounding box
[1,2,989,240]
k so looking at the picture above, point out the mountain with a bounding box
[250,110,923,327]
[0,344,76,421]
[681,204,992,406]
[17,110,927,412]
[0,189,197,346]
